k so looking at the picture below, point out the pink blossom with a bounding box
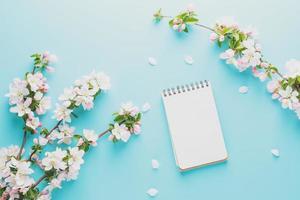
[46,66,55,73]
[209,33,218,42]
[186,3,196,12]
[133,124,141,134]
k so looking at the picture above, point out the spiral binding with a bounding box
[162,80,209,97]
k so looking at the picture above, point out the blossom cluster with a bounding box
[0,146,34,199]
[108,102,142,142]
[155,5,198,33]
[1,53,145,200]
[54,71,111,123]
[5,51,56,133]
[37,103,143,199]
[153,7,300,119]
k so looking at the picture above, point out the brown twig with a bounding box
[46,120,62,139]
[275,71,286,80]
[27,150,37,162]
[28,120,62,162]
[195,23,216,33]
[17,130,27,160]
[32,174,47,188]
[98,129,110,139]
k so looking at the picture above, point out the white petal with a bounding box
[184,55,194,65]
[142,102,151,113]
[148,57,157,66]
[147,188,158,197]
[271,149,280,157]
[151,159,159,169]
[238,86,248,94]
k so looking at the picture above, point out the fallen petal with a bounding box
[239,86,248,94]
[148,57,157,66]
[151,159,159,169]
[184,55,194,65]
[271,149,280,157]
[142,102,151,113]
[147,188,158,197]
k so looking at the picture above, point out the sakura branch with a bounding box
[153,5,300,119]
[0,53,145,200]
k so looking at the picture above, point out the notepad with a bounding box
[162,80,228,171]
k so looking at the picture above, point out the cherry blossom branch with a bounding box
[153,6,300,119]
[3,52,146,199]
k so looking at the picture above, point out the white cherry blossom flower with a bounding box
[9,98,32,117]
[26,72,47,92]
[94,72,111,91]
[278,86,299,109]
[119,102,139,116]
[267,80,281,99]
[52,124,75,145]
[59,87,77,102]
[284,59,300,78]
[68,147,84,169]
[216,16,238,28]
[50,178,62,189]
[241,25,258,37]
[111,123,131,142]
[43,51,58,63]
[5,78,29,105]
[54,104,72,122]
[83,129,98,146]
[36,97,51,115]
[34,136,48,146]
[6,158,35,193]
[34,91,43,101]
[26,115,41,130]
[220,49,235,65]
[172,18,186,32]
[42,148,67,171]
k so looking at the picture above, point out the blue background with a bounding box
[1,0,300,199]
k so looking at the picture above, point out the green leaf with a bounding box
[288,78,296,86]
[73,134,81,140]
[0,187,5,197]
[153,8,163,22]
[178,12,188,19]
[40,128,49,136]
[232,33,239,41]
[136,113,141,121]
[185,17,199,24]
[168,19,174,27]
[114,115,125,123]
[24,188,39,200]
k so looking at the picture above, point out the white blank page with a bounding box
[162,81,228,171]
